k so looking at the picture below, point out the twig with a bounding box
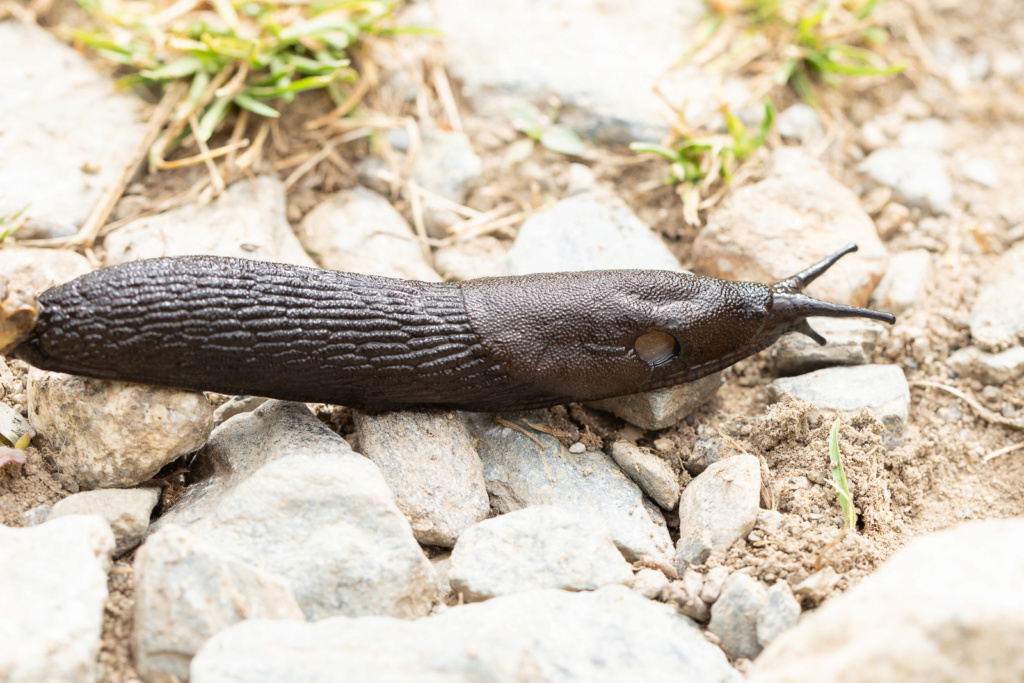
[405,179,434,266]
[493,417,545,449]
[157,138,250,170]
[188,114,227,194]
[283,143,337,190]
[431,62,463,133]
[911,381,1024,431]
[982,442,1024,463]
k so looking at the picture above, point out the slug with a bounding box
[0,244,894,412]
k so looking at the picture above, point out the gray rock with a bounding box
[0,248,91,292]
[695,148,889,307]
[433,236,511,280]
[750,519,1024,682]
[449,506,634,601]
[756,582,801,648]
[962,158,999,188]
[709,573,767,660]
[192,586,741,682]
[588,374,723,431]
[435,0,748,145]
[133,524,304,681]
[791,566,839,603]
[675,455,761,572]
[662,573,711,622]
[767,365,910,449]
[353,409,489,547]
[633,568,670,600]
[567,162,598,195]
[105,176,316,267]
[769,318,887,375]
[608,441,681,510]
[464,413,675,572]
[298,186,441,281]
[870,248,933,314]
[0,515,115,682]
[49,487,159,557]
[686,434,744,476]
[701,566,733,604]
[897,118,950,152]
[0,22,147,236]
[413,128,483,235]
[777,104,824,147]
[158,400,436,620]
[432,555,454,601]
[212,395,268,428]
[970,242,1024,350]
[948,345,1024,384]
[859,148,953,214]
[27,368,213,489]
[21,504,51,526]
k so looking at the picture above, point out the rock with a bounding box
[769,318,887,375]
[970,242,1024,350]
[869,248,933,314]
[777,104,824,147]
[962,158,999,188]
[412,128,484,236]
[756,582,801,648]
[750,519,1024,682]
[0,22,147,237]
[352,409,489,547]
[675,455,761,572]
[567,162,598,195]
[298,186,441,281]
[464,412,675,571]
[104,176,316,267]
[449,506,633,601]
[433,235,511,280]
[27,368,213,489]
[695,148,889,306]
[192,585,741,682]
[133,524,304,681]
[157,400,435,620]
[859,148,953,214]
[948,345,1024,384]
[588,374,723,431]
[0,516,115,682]
[859,120,889,152]
[686,434,744,476]
[435,0,748,145]
[608,441,681,510]
[49,487,159,557]
[21,504,51,526]
[662,573,711,622]
[791,566,839,604]
[0,247,92,291]
[897,118,950,151]
[211,395,268,427]
[709,573,767,660]
[633,568,670,600]
[701,566,733,604]
[767,365,910,449]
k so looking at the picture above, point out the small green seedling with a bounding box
[0,205,28,242]
[509,102,585,158]
[827,416,856,530]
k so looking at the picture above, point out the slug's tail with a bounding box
[769,244,896,346]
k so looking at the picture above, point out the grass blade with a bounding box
[828,416,856,530]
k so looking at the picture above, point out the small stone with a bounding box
[413,128,484,235]
[588,373,723,431]
[49,487,159,557]
[767,365,910,449]
[675,455,761,572]
[897,118,949,152]
[962,158,999,188]
[869,249,933,314]
[970,242,1024,351]
[769,318,887,375]
[352,409,489,547]
[859,148,953,214]
[0,516,115,682]
[608,441,681,510]
[567,162,597,195]
[777,104,824,147]
[212,395,268,428]
[685,434,743,476]
[859,121,889,152]
[449,506,634,601]
[709,573,768,660]
[632,568,670,600]
[20,504,51,526]
[701,566,733,604]
[105,176,316,268]
[874,202,911,239]
[568,441,587,454]
[27,369,213,489]
[299,186,441,281]
[432,235,511,281]
[662,579,712,623]
[695,148,889,307]
[756,582,801,647]
[791,566,839,603]
[432,555,454,601]
[948,346,1024,384]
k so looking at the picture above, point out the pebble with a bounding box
[948,345,1024,384]
[701,566,734,604]
[776,104,824,147]
[463,412,675,572]
[756,582,801,648]
[211,395,268,427]
[751,519,1024,681]
[191,586,741,682]
[352,409,489,547]
[767,365,910,450]
[412,127,484,236]
[708,573,767,660]
[432,235,511,281]
[662,573,711,622]
[869,249,933,315]
[791,566,839,603]
[685,434,743,476]
[632,568,670,600]
[897,118,949,152]
[21,504,51,526]
[105,176,316,267]
[48,487,160,557]
[675,455,761,573]
[588,374,723,431]
[0,516,115,682]
[133,524,304,681]
[859,120,889,152]
[156,400,436,620]
[970,242,1024,350]
[449,506,634,601]
[695,148,889,307]
[769,318,887,375]
[0,22,147,237]
[859,148,953,214]
[608,441,681,510]
[566,162,598,195]
[27,368,214,489]
[435,0,748,145]
[962,158,999,188]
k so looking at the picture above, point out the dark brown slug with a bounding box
[0,244,894,412]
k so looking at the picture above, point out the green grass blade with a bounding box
[828,416,856,530]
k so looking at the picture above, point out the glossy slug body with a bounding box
[7,245,895,411]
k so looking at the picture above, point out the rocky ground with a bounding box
[2,0,1024,681]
